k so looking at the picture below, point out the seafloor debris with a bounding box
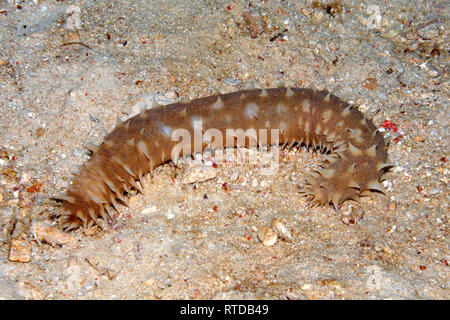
[243,8,266,38]
[8,238,31,263]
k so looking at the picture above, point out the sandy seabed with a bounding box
[0,0,448,299]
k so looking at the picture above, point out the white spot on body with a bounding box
[302,99,310,113]
[112,156,135,177]
[212,97,224,110]
[366,144,377,157]
[137,140,150,159]
[304,121,310,134]
[245,103,259,119]
[103,140,114,148]
[342,106,351,117]
[348,142,362,156]
[259,89,268,97]
[318,168,336,179]
[348,128,364,143]
[225,114,233,123]
[348,163,356,173]
[279,121,288,135]
[158,123,173,137]
[286,87,294,97]
[322,110,332,123]
[348,179,360,189]
[276,103,286,114]
[315,124,322,135]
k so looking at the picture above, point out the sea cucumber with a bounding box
[59,88,390,231]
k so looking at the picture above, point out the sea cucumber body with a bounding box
[60,88,389,230]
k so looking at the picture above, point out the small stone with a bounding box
[133,241,142,261]
[62,30,81,45]
[362,78,378,90]
[417,22,443,40]
[271,218,293,242]
[374,243,383,252]
[141,206,157,214]
[84,225,101,236]
[9,238,31,263]
[341,205,364,225]
[101,269,117,280]
[258,227,278,246]
[165,212,175,220]
[243,9,265,38]
[429,188,440,195]
[224,78,242,85]
[301,283,312,290]
[419,62,439,78]
[164,90,179,101]
[182,165,217,184]
[64,257,84,291]
[388,200,397,211]
[31,220,76,247]
[143,278,156,288]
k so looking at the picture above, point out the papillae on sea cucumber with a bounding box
[59,88,391,231]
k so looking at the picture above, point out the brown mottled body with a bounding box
[60,88,389,230]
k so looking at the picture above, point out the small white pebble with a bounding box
[224,78,242,85]
[182,165,217,184]
[392,166,404,173]
[388,225,397,233]
[301,284,312,290]
[166,212,175,220]
[143,278,155,288]
[272,218,294,242]
[429,188,440,195]
[203,160,213,167]
[382,180,393,191]
[141,206,157,214]
[258,227,278,246]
